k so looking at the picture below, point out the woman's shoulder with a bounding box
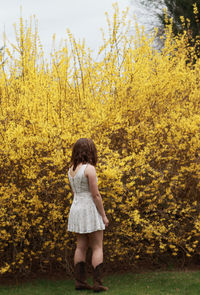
[85,163,96,176]
[68,166,72,174]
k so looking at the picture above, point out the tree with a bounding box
[138,0,200,39]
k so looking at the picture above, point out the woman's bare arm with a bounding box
[85,165,109,226]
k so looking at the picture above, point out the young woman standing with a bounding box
[67,138,109,292]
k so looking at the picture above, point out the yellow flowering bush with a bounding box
[0,4,199,275]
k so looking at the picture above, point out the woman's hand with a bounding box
[102,215,109,227]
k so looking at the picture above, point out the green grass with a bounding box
[0,271,199,295]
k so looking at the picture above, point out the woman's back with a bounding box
[67,163,105,234]
[68,164,90,195]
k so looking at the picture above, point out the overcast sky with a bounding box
[0,0,149,57]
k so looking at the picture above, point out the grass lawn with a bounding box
[0,271,199,295]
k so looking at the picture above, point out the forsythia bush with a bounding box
[0,4,200,275]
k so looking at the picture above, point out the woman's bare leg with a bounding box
[89,230,103,268]
[74,234,92,290]
[74,233,89,265]
[89,230,108,291]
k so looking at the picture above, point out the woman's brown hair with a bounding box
[71,138,97,171]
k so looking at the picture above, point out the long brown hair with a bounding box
[71,138,97,171]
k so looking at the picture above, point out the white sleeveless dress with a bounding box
[67,164,105,233]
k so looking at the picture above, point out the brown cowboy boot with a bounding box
[93,263,108,292]
[74,261,92,290]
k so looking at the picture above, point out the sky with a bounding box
[0,0,146,57]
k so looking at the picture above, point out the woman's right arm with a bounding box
[85,165,109,227]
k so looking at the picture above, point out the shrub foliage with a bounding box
[0,5,200,275]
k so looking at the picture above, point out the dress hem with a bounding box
[67,228,105,234]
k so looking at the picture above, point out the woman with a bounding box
[67,138,109,292]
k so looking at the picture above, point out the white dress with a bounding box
[67,164,105,234]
